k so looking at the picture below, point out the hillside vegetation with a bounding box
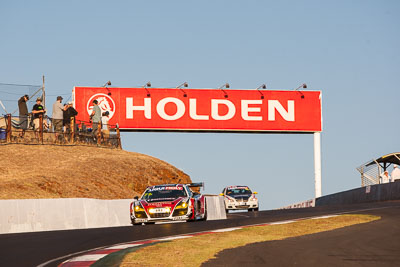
[0,144,191,199]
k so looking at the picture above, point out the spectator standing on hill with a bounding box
[62,104,68,132]
[63,102,78,136]
[101,111,110,141]
[90,99,101,139]
[391,165,400,182]
[380,170,390,184]
[32,98,45,138]
[18,94,29,137]
[52,96,67,142]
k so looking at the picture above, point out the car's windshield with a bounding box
[226,188,252,195]
[142,186,187,201]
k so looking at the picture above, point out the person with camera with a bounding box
[18,94,29,138]
[63,102,78,138]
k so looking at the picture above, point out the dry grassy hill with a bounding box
[0,144,191,199]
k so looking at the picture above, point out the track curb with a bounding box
[57,214,339,266]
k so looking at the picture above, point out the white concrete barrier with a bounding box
[0,196,227,234]
[205,195,227,220]
[0,198,133,234]
[278,198,316,209]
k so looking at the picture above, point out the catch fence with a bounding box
[356,153,400,186]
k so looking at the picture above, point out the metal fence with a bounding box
[356,153,400,186]
[356,160,380,186]
[0,82,44,116]
[0,114,121,149]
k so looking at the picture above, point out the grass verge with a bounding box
[118,214,379,267]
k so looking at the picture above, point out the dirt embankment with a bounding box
[0,144,191,199]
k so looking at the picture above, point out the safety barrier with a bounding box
[0,198,132,234]
[279,198,315,209]
[0,196,227,234]
[315,181,400,206]
[280,182,400,209]
[205,195,227,220]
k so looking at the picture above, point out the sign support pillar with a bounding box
[314,132,322,198]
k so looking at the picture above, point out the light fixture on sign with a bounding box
[143,81,152,97]
[294,83,307,99]
[176,82,189,97]
[256,84,267,99]
[102,81,112,87]
[102,81,112,95]
[218,83,230,98]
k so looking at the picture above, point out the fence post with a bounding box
[97,123,101,146]
[116,124,121,149]
[6,114,12,143]
[39,115,43,144]
[70,117,75,144]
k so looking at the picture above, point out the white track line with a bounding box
[107,244,143,250]
[157,236,192,241]
[269,220,296,225]
[211,227,242,232]
[68,254,108,262]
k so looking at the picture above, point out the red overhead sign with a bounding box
[73,87,322,133]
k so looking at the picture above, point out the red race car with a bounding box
[130,183,206,225]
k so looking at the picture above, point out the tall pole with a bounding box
[314,132,322,198]
[42,75,45,109]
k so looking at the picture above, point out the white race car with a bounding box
[220,185,259,212]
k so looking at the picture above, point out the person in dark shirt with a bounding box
[63,102,78,139]
[32,98,45,138]
[18,94,29,137]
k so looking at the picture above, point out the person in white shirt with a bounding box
[391,165,400,182]
[380,171,390,184]
[101,111,110,141]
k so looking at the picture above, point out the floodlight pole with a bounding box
[42,75,46,109]
[314,132,322,198]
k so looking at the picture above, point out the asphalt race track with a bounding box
[203,201,400,267]
[0,201,399,267]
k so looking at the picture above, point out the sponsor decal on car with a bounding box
[148,186,184,192]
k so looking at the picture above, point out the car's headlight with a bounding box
[175,201,189,209]
[134,203,145,212]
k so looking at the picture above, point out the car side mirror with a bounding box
[134,196,139,200]
[253,192,258,194]
[219,193,224,196]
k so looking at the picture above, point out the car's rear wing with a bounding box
[187,182,205,190]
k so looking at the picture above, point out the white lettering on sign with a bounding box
[157,97,185,121]
[268,100,295,121]
[125,97,296,122]
[189,99,209,120]
[126,98,151,119]
[211,99,236,120]
[241,100,263,121]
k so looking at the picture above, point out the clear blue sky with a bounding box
[1,1,399,209]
